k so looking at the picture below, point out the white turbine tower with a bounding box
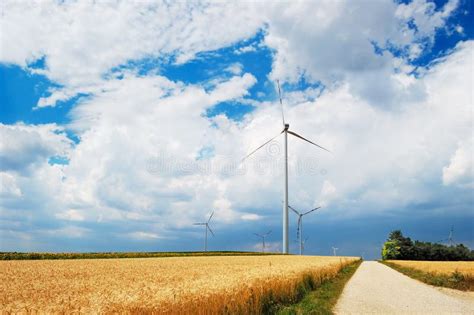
[242,81,330,254]
[193,211,214,252]
[332,246,338,256]
[302,237,309,255]
[289,205,321,255]
[254,230,272,253]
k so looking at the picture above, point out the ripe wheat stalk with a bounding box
[1,255,358,314]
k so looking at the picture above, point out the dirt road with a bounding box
[334,261,474,314]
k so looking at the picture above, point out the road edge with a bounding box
[277,259,363,314]
[380,260,474,291]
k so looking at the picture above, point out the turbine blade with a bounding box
[241,130,284,163]
[207,225,215,236]
[207,211,214,223]
[265,230,272,236]
[254,233,262,238]
[288,205,300,215]
[277,80,285,127]
[303,206,321,216]
[193,223,206,225]
[287,130,331,153]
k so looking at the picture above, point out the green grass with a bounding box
[381,261,474,291]
[0,251,282,260]
[276,260,362,315]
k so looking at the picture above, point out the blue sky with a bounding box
[1,0,473,259]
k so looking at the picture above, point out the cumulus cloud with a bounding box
[225,63,244,75]
[224,40,473,218]
[264,0,459,106]
[1,0,263,106]
[1,0,460,109]
[0,172,22,198]
[0,1,471,251]
[443,140,473,187]
[24,73,259,235]
[0,123,72,174]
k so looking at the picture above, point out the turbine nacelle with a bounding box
[241,80,330,254]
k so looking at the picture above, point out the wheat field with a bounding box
[386,260,474,276]
[0,255,357,314]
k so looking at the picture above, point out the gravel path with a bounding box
[334,261,474,314]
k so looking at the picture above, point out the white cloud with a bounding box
[234,44,258,54]
[0,172,22,197]
[263,0,459,106]
[208,73,257,104]
[224,41,473,217]
[128,231,162,240]
[55,209,85,222]
[5,73,258,234]
[0,123,72,174]
[320,180,337,207]
[455,25,464,34]
[443,140,473,187]
[36,88,79,109]
[240,213,261,221]
[1,0,263,106]
[1,1,471,250]
[396,0,459,38]
[225,63,243,75]
[47,226,90,238]
[1,0,460,110]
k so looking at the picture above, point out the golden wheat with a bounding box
[0,255,357,314]
[386,260,474,276]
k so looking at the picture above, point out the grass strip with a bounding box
[276,259,362,315]
[381,261,474,291]
[0,251,282,260]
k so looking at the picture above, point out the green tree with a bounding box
[381,230,474,261]
[381,240,400,260]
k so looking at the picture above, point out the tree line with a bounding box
[381,230,474,261]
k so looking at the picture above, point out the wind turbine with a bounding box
[447,226,455,246]
[193,211,215,251]
[332,246,338,256]
[439,225,455,246]
[254,230,272,253]
[302,237,309,255]
[241,81,330,254]
[289,205,321,255]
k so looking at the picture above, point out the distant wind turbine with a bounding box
[254,230,272,253]
[289,205,321,255]
[448,226,455,246]
[242,80,330,254]
[438,225,455,246]
[193,211,215,251]
[332,246,338,256]
[302,237,309,255]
